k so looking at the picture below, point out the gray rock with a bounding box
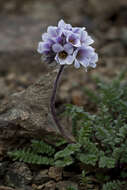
[56,181,78,190]
[0,186,15,190]
[0,67,74,151]
[44,180,56,190]
[33,169,49,185]
[48,167,62,181]
[120,27,127,46]
[0,161,9,177]
[4,162,32,189]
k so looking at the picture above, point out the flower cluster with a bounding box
[37,19,98,70]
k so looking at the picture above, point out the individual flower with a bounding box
[80,30,94,46]
[65,31,81,47]
[73,46,98,70]
[47,26,62,39]
[72,26,86,33]
[37,41,55,64]
[58,19,72,31]
[52,43,74,65]
[55,34,67,46]
[37,41,52,54]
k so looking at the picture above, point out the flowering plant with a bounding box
[37,19,98,69]
[37,20,98,142]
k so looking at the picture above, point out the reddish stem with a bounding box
[50,65,73,143]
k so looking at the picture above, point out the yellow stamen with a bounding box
[59,51,67,59]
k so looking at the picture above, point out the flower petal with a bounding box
[64,44,73,54]
[80,58,89,68]
[90,53,98,63]
[37,42,50,53]
[80,31,88,43]
[47,26,58,37]
[67,33,81,47]
[85,36,94,45]
[66,24,72,30]
[58,19,66,28]
[55,54,59,63]
[59,58,66,65]
[52,43,63,53]
[55,53,66,65]
[89,62,96,68]
[65,55,75,65]
[73,49,78,57]
[73,27,85,33]
[74,59,80,68]
[42,33,49,41]
[74,38,81,47]
[82,46,94,57]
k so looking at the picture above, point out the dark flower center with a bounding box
[58,51,67,59]
[58,34,66,46]
[76,49,85,61]
[69,36,75,44]
[69,39,75,44]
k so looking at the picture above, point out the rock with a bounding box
[48,167,62,181]
[0,162,9,177]
[33,169,49,185]
[120,27,127,46]
[56,181,78,190]
[33,181,56,190]
[63,171,76,178]
[0,143,6,160]
[71,90,84,106]
[0,79,9,99]
[0,66,74,149]
[4,162,32,189]
[32,183,45,190]
[0,186,15,190]
[44,181,56,190]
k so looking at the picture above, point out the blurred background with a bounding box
[0,0,127,107]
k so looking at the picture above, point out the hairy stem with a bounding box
[50,65,74,143]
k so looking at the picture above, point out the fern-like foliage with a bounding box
[55,71,127,187]
[8,140,55,165]
[66,186,78,190]
[102,180,125,190]
[55,143,80,167]
[31,140,55,156]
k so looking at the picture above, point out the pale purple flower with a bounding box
[52,43,74,65]
[58,19,72,31]
[37,40,56,64]
[80,30,94,45]
[65,31,81,47]
[37,19,98,69]
[56,34,67,46]
[73,46,98,69]
[47,26,62,38]
[37,41,52,54]
[72,27,85,33]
